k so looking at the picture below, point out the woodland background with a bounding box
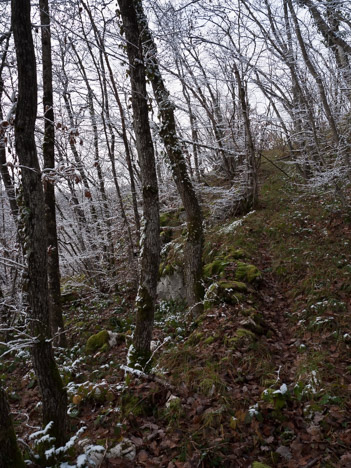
[0,0,350,466]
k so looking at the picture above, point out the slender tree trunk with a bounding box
[11,0,67,446]
[178,68,201,182]
[134,0,204,315]
[39,0,66,347]
[117,0,160,364]
[0,386,24,468]
[80,1,141,240]
[232,64,258,210]
[0,34,18,222]
[70,42,115,271]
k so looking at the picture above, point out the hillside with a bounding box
[3,157,351,467]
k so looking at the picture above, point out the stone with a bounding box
[204,280,247,308]
[234,262,262,283]
[85,330,109,354]
[107,438,136,461]
[157,269,186,301]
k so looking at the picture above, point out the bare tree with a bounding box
[39,0,66,347]
[0,385,24,468]
[134,0,204,315]
[11,0,67,446]
[117,0,160,364]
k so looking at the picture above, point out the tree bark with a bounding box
[117,0,160,363]
[0,33,18,222]
[134,0,204,315]
[39,0,66,347]
[0,386,24,468]
[11,0,67,446]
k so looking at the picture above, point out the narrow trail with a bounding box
[254,246,298,380]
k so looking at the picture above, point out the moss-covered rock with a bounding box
[203,259,229,279]
[235,262,262,283]
[225,248,246,260]
[160,208,184,227]
[204,280,247,309]
[159,211,173,227]
[219,280,248,292]
[86,330,109,354]
[61,290,80,306]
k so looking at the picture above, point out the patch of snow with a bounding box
[248,403,259,416]
[126,344,135,366]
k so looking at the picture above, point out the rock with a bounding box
[85,330,109,354]
[226,248,246,259]
[157,269,186,301]
[107,331,125,347]
[204,280,247,308]
[275,445,292,460]
[203,259,229,279]
[107,438,136,461]
[61,290,80,305]
[234,262,262,283]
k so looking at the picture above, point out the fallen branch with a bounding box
[120,365,179,394]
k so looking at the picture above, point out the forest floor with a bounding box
[2,155,351,467]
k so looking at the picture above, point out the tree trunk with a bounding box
[39,0,66,347]
[117,0,160,364]
[0,34,19,222]
[11,0,67,446]
[134,0,204,315]
[232,64,258,211]
[0,386,24,468]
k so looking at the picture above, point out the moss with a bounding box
[204,280,247,308]
[235,262,262,283]
[187,332,204,345]
[226,337,240,348]
[218,280,248,292]
[225,248,246,260]
[160,210,181,227]
[86,330,110,354]
[252,463,272,468]
[201,406,225,427]
[203,259,228,278]
[162,263,176,276]
[121,394,150,417]
[236,328,256,339]
[160,212,171,227]
[204,336,215,345]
